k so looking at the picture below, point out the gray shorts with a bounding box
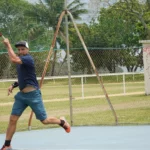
[11,89,47,121]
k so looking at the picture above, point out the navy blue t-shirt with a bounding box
[17,54,39,90]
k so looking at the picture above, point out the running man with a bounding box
[1,39,71,150]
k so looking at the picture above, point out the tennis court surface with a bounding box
[0,126,149,150]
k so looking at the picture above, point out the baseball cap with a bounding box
[15,41,29,49]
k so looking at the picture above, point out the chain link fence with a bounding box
[0,47,144,78]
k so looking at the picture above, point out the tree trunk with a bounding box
[57,54,67,75]
[51,50,57,76]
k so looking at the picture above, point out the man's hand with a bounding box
[3,38,10,48]
[8,85,13,96]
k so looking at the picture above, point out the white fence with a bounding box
[0,72,144,100]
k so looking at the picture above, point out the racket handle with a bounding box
[2,35,5,39]
[0,33,5,39]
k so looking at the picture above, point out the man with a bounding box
[1,39,71,150]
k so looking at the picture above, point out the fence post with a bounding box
[123,73,126,95]
[133,72,135,81]
[81,76,84,99]
[65,0,73,125]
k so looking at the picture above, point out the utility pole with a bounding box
[64,0,73,126]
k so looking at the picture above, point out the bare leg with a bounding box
[41,116,71,133]
[41,117,61,125]
[6,115,20,140]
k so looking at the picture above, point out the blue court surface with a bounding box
[0,126,149,150]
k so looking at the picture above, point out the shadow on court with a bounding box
[0,126,149,150]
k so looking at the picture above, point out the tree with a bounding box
[0,0,31,78]
[90,0,150,39]
[0,0,53,78]
[69,23,108,74]
[0,0,32,42]
[69,1,145,73]
[92,3,144,72]
[26,0,87,76]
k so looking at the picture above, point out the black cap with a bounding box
[15,41,29,49]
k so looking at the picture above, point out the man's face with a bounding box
[17,46,29,56]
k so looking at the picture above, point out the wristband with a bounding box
[12,82,19,88]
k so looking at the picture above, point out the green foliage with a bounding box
[0,0,149,76]
[26,0,87,40]
[111,0,150,39]
[31,51,51,77]
[0,0,54,51]
[0,0,32,42]
[0,54,16,78]
[25,0,87,75]
[69,1,146,73]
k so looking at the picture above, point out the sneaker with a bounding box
[60,117,71,133]
[0,145,12,150]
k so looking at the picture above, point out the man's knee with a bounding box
[9,115,19,124]
[41,119,47,124]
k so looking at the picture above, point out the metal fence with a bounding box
[0,47,144,79]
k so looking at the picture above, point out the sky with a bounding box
[26,0,37,3]
[25,0,117,23]
[27,0,89,3]
[26,0,102,23]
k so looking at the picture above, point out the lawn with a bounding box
[0,75,149,133]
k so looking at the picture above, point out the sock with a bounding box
[59,119,65,127]
[4,140,11,146]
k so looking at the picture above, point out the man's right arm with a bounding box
[8,82,19,96]
[3,38,22,64]
[12,82,19,88]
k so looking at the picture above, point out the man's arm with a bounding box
[12,81,19,88]
[3,38,22,64]
[8,81,19,96]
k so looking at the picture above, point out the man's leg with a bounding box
[41,117,61,124]
[6,115,20,140]
[1,115,20,149]
[41,117,71,133]
[29,90,71,133]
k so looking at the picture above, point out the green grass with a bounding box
[0,93,150,133]
[0,74,149,133]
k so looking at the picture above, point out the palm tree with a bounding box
[26,0,87,76]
